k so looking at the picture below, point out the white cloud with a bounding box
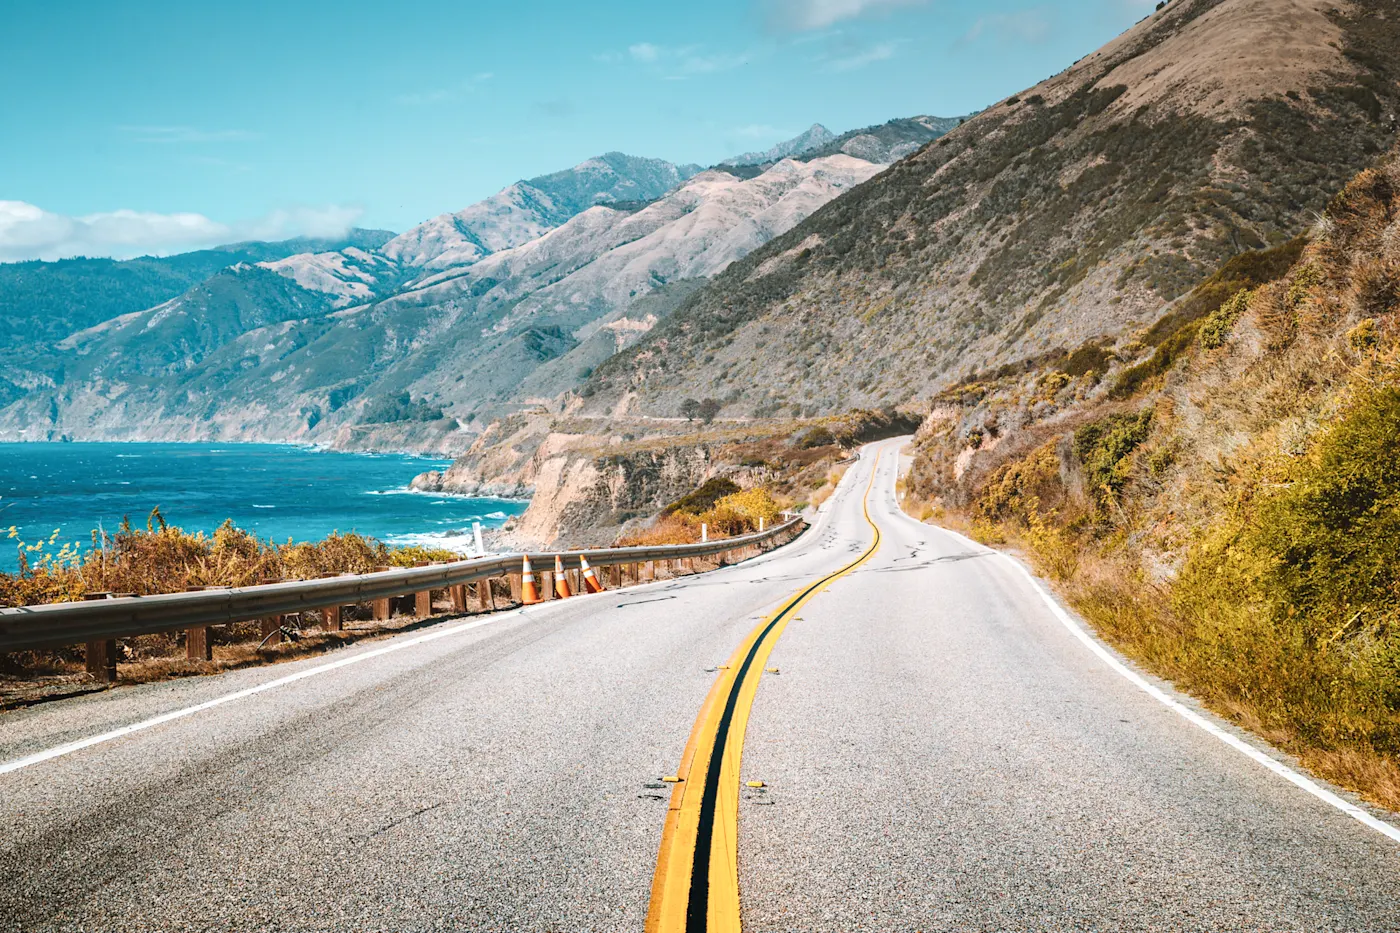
[825,40,898,70]
[118,125,260,144]
[733,123,789,139]
[0,201,364,262]
[762,0,928,32]
[599,42,752,78]
[958,9,1053,46]
[393,72,495,107]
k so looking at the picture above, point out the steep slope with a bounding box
[800,115,964,164]
[721,124,838,166]
[900,142,1400,810]
[589,0,1400,420]
[0,229,393,355]
[719,116,960,175]
[381,153,702,271]
[257,247,408,308]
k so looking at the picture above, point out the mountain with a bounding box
[722,124,838,167]
[0,229,394,355]
[800,115,965,164]
[719,116,960,173]
[381,153,703,270]
[587,0,1400,419]
[0,153,887,448]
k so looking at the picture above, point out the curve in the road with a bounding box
[647,450,884,933]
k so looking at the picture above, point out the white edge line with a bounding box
[884,441,1400,846]
[2,508,827,778]
[0,596,586,776]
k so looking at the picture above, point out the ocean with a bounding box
[0,443,526,574]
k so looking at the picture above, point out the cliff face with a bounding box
[413,410,724,547]
[513,445,719,547]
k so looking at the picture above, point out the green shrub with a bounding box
[1248,384,1400,645]
[1199,288,1252,349]
[795,426,836,449]
[661,477,741,517]
[1073,409,1153,506]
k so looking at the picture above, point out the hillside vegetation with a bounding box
[904,146,1400,809]
[588,0,1400,420]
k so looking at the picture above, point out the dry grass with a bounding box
[808,464,851,510]
[2,515,458,608]
[907,148,1400,813]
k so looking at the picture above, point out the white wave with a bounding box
[384,530,480,554]
[485,511,506,520]
[251,505,276,509]
[364,487,525,506]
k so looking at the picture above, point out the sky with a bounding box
[0,0,1156,262]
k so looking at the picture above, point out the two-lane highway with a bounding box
[3,440,1399,931]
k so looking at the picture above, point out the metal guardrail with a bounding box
[0,518,804,654]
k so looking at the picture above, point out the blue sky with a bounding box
[0,0,1155,261]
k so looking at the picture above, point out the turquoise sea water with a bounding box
[0,443,526,574]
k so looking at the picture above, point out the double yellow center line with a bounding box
[646,452,884,932]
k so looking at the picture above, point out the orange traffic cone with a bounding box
[554,555,573,598]
[521,555,542,605]
[580,555,605,594]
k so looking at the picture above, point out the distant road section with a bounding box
[2,441,1398,931]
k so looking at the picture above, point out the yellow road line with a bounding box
[646,451,885,933]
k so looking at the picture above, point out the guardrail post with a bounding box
[183,586,214,660]
[476,579,493,611]
[541,570,555,600]
[81,592,118,682]
[644,560,656,581]
[86,638,118,682]
[509,572,522,604]
[186,624,211,661]
[261,615,283,646]
[372,566,393,621]
[316,574,344,632]
[414,562,433,618]
[451,583,468,612]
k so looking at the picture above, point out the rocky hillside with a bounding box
[0,229,394,358]
[587,0,1400,420]
[381,153,702,270]
[720,116,961,174]
[901,141,1400,810]
[0,144,918,449]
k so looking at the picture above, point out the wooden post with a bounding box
[372,566,393,621]
[316,573,343,632]
[542,571,555,600]
[184,586,214,660]
[85,638,118,682]
[186,624,211,661]
[451,583,468,612]
[261,615,283,646]
[509,573,522,603]
[477,579,494,611]
[321,605,343,632]
[644,560,655,581]
[414,562,433,618]
[81,592,118,682]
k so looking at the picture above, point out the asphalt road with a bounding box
[2,439,1398,931]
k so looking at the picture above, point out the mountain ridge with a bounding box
[584,0,1400,420]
